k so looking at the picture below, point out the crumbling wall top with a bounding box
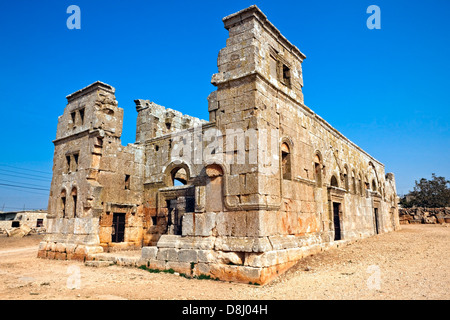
[66,81,115,103]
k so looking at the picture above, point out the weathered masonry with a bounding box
[39,5,399,284]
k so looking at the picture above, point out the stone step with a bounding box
[90,251,142,267]
[85,260,114,268]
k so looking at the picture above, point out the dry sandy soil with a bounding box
[0,224,448,300]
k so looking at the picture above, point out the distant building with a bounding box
[0,210,47,231]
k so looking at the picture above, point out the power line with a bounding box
[0,183,50,196]
[0,183,49,191]
[0,187,49,196]
[0,186,49,196]
[0,169,52,181]
[0,205,47,211]
[0,164,52,176]
[0,178,49,189]
[0,172,52,183]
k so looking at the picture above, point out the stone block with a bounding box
[165,261,192,275]
[178,236,215,250]
[55,243,66,253]
[66,243,78,254]
[157,247,178,261]
[236,266,261,283]
[37,249,47,259]
[182,212,216,237]
[85,260,113,267]
[215,236,253,252]
[197,250,216,263]
[141,246,158,260]
[38,241,48,251]
[178,249,198,263]
[55,251,67,260]
[147,259,166,270]
[252,237,273,252]
[217,251,244,265]
[193,263,211,277]
[156,235,181,249]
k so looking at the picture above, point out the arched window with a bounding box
[358,173,363,195]
[331,175,339,187]
[60,189,67,218]
[352,171,356,194]
[281,143,292,180]
[372,179,377,192]
[314,153,322,187]
[171,167,188,186]
[71,187,78,218]
[343,166,349,191]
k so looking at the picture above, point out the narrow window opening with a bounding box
[358,176,363,195]
[73,153,79,172]
[70,112,76,127]
[66,155,71,173]
[73,195,77,217]
[281,143,291,180]
[282,64,291,87]
[71,188,78,218]
[344,173,349,191]
[36,219,44,227]
[314,153,323,187]
[124,174,130,190]
[61,194,66,218]
[79,108,85,125]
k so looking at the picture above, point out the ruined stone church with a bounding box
[38,5,399,284]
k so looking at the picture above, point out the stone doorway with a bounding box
[112,213,125,243]
[167,199,181,235]
[333,202,342,241]
[374,208,380,234]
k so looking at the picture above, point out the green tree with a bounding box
[401,174,450,208]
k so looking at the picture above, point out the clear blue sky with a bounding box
[0,0,449,210]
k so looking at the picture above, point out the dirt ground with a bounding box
[0,224,448,300]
